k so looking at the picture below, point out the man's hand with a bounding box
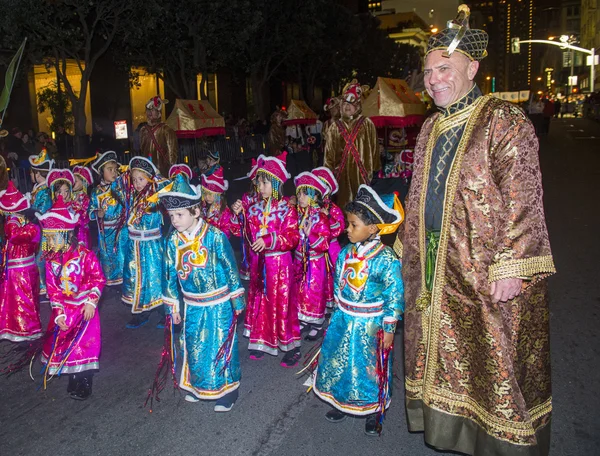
[383,332,395,349]
[172,312,182,325]
[97,209,105,219]
[490,278,523,304]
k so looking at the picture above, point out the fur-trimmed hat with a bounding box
[129,156,158,177]
[29,149,55,171]
[353,185,404,235]
[37,195,80,231]
[0,181,30,213]
[312,167,339,196]
[294,172,328,197]
[47,169,75,189]
[201,167,229,194]
[91,151,119,174]
[73,166,93,186]
[169,164,193,181]
[256,151,291,184]
[158,174,202,210]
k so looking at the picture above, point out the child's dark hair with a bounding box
[298,186,323,205]
[186,203,202,217]
[345,201,379,226]
[33,169,49,178]
[52,180,70,195]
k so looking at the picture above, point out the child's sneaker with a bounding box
[249,350,265,360]
[185,394,200,403]
[280,348,301,368]
[325,409,347,423]
[214,389,238,412]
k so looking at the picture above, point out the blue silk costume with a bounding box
[163,220,245,399]
[31,183,52,294]
[89,182,128,286]
[314,238,404,415]
[117,177,168,313]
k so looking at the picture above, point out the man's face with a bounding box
[341,101,358,118]
[424,50,479,108]
[146,108,161,123]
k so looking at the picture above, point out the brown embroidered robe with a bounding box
[396,93,556,456]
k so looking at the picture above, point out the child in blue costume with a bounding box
[89,151,128,287]
[313,185,405,436]
[117,156,169,328]
[160,174,245,412]
[28,149,54,296]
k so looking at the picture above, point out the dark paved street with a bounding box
[1,117,599,456]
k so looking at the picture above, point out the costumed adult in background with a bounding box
[397,5,556,456]
[139,96,178,177]
[324,81,379,209]
[267,106,287,156]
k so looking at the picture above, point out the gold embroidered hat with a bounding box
[427,4,488,61]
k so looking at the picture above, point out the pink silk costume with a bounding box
[323,201,345,308]
[202,204,236,239]
[236,191,259,281]
[71,191,91,248]
[0,216,42,342]
[244,196,301,355]
[292,206,330,325]
[41,245,106,374]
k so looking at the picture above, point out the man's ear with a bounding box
[468,60,480,81]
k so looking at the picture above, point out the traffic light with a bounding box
[511,38,520,54]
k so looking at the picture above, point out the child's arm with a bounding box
[379,252,404,336]
[5,219,39,245]
[329,204,345,239]
[88,189,99,221]
[259,201,299,252]
[305,212,330,253]
[162,235,182,320]
[78,249,107,305]
[215,231,245,314]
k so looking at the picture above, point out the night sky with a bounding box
[383,0,459,29]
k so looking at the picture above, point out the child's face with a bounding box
[131,169,150,192]
[73,175,84,192]
[297,189,310,208]
[203,191,216,205]
[45,232,67,251]
[168,208,199,233]
[257,175,273,199]
[102,162,119,183]
[346,212,377,244]
[56,183,71,200]
[207,157,217,167]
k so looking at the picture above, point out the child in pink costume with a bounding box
[232,155,263,281]
[72,166,93,248]
[241,152,301,368]
[0,182,42,342]
[200,167,236,238]
[292,172,331,341]
[312,167,345,309]
[37,195,106,400]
